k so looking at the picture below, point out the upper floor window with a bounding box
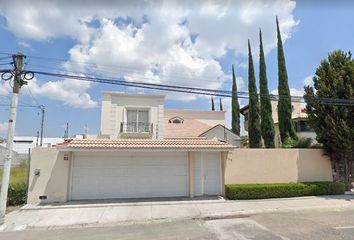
[126,110,149,132]
[168,116,184,124]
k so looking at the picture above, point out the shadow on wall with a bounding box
[297,149,333,182]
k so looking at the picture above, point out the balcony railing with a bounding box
[120,122,153,134]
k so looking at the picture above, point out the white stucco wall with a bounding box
[27,148,70,205]
[200,126,240,147]
[100,92,165,139]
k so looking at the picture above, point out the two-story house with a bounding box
[240,98,316,147]
[27,92,236,204]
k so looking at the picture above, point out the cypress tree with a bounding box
[211,96,215,111]
[276,16,297,142]
[231,64,240,135]
[259,29,275,148]
[247,40,262,148]
[219,98,223,111]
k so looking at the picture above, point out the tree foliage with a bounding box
[247,40,262,148]
[211,96,215,111]
[259,29,275,148]
[231,64,240,135]
[304,50,354,188]
[276,16,297,143]
[219,98,223,111]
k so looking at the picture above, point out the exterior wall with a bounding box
[165,109,225,126]
[200,126,240,147]
[100,92,165,139]
[0,146,26,166]
[225,149,333,184]
[27,148,70,205]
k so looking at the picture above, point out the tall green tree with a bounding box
[276,16,297,143]
[219,98,223,111]
[211,96,215,111]
[247,40,262,148]
[231,64,240,135]
[259,29,275,148]
[304,50,354,189]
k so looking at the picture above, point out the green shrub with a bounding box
[7,183,27,206]
[225,182,345,200]
[282,137,312,148]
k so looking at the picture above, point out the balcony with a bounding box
[120,122,153,138]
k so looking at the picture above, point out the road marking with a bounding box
[334,226,354,230]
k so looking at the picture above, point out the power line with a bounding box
[30,69,354,106]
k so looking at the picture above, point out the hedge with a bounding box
[225,182,345,200]
[7,183,27,206]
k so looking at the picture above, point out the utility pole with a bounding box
[39,105,45,147]
[0,53,26,223]
[65,122,69,139]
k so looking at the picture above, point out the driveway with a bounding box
[1,195,354,232]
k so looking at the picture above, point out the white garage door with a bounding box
[194,152,222,196]
[70,152,188,200]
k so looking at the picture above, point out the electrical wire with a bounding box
[31,69,354,106]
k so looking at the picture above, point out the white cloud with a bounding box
[0,122,7,136]
[23,77,97,108]
[0,81,12,96]
[303,74,314,86]
[0,0,298,105]
[18,41,33,50]
[271,87,304,97]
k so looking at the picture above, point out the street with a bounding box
[1,208,353,240]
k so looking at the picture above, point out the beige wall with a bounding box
[27,148,70,205]
[225,149,333,184]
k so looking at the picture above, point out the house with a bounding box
[27,92,235,204]
[240,98,316,147]
[0,136,66,154]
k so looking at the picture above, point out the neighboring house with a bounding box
[240,98,316,147]
[27,92,235,204]
[0,136,66,154]
[0,145,24,166]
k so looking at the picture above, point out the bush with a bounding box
[282,137,312,148]
[7,183,27,206]
[225,182,345,200]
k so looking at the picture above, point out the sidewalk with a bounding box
[1,194,354,232]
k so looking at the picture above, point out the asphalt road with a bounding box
[1,208,354,240]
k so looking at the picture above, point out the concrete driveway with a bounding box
[1,195,354,232]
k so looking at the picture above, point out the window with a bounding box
[126,110,149,132]
[168,116,184,124]
[295,120,314,132]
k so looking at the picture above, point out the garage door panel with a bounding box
[71,153,187,200]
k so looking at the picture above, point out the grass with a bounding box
[0,164,28,185]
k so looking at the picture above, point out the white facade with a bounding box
[100,92,165,139]
[199,125,240,147]
[0,136,65,154]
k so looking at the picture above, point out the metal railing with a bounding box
[120,122,153,134]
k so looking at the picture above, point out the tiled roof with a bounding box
[57,138,234,150]
[164,119,213,137]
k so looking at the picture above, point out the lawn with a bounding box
[0,165,28,185]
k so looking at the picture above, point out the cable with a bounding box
[31,69,354,106]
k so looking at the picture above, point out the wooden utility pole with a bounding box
[0,53,25,223]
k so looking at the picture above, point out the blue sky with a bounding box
[0,0,353,138]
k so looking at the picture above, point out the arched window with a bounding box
[168,116,184,124]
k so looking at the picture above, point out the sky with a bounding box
[0,0,353,138]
